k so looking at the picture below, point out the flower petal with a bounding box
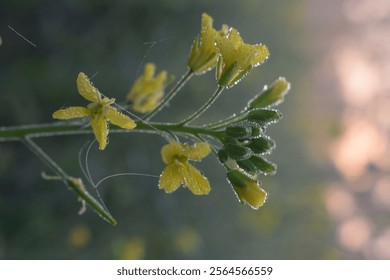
[183,163,211,195]
[183,142,211,161]
[52,106,90,120]
[159,163,183,193]
[77,72,100,103]
[90,114,109,150]
[161,142,184,165]
[106,107,136,129]
[234,183,267,209]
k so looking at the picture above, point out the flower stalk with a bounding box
[0,13,290,224]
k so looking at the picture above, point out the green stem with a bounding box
[143,69,194,121]
[178,86,224,126]
[0,121,224,141]
[21,137,117,225]
[204,109,247,130]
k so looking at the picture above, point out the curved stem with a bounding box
[21,137,117,225]
[143,69,194,121]
[204,109,247,129]
[178,86,224,126]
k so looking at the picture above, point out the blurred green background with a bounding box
[1,0,390,259]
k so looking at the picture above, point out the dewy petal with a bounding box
[161,142,184,165]
[216,28,269,69]
[187,13,222,74]
[90,114,109,150]
[52,106,90,120]
[106,107,136,129]
[159,163,183,193]
[183,142,211,161]
[77,72,100,103]
[234,182,267,209]
[183,162,211,195]
[127,63,171,113]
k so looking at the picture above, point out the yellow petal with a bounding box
[131,90,163,113]
[159,163,183,193]
[216,28,269,69]
[183,142,211,161]
[52,106,90,120]
[77,72,100,103]
[188,13,221,74]
[234,183,267,209]
[143,63,156,79]
[183,163,211,195]
[106,107,136,129]
[161,142,184,164]
[90,114,109,150]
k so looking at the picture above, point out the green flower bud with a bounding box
[246,136,275,154]
[224,143,253,160]
[248,77,290,109]
[250,122,264,138]
[217,149,229,163]
[225,125,251,139]
[249,155,276,175]
[237,159,257,175]
[247,109,282,125]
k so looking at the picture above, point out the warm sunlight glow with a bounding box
[330,119,386,180]
[325,187,356,221]
[334,47,380,107]
[338,216,372,252]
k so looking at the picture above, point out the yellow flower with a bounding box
[215,28,269,88]
[127,63,173,113]
[159,141,211,195]
[53,72,136,150]
[227,170,267,209]
[188,13,228,75]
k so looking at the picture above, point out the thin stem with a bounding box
[204,109,247,129]
[178,86,224,126]
[143,69,194,121]
[22,137,117,225]
[0,121,224,141]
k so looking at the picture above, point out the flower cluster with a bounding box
[218,78,290,208]
[188,13,269,88]
[47,13,289,222]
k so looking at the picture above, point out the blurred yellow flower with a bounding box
[127,63,173,113]
[67,224,91,249]
[159,141,211,195]
[188,13,228,75]
[227,170,267,209]
[121,237,145,260]
[175,227,200,255]
[52,72,136,150]
[215,28,269,88]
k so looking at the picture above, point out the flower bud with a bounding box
[236,159,257,175]
[217,149,229,163]
[247,109,281,125]
[249,155,276,175]
[225,125,250,138]
[248,77,290,109]
[224,143,253,161]
[246,136,275,154]
[226,170,267,209]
